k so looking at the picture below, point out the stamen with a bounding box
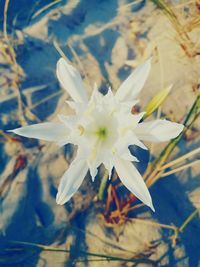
[78,125,85,135]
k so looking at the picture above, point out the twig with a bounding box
[53,40,69,62]
[3,0,28,125]
[161,160,199,177]
[151,0,197,57]
[3,0,9,42]
[129,218,176,231]
[178,208,200,233]
[8,241,155,264]
[145,94,200,187]
[172,0,197,9]
[67,42,92,88]
[29,90,63,109]
[160,147,200,170]
[32,0,62,19]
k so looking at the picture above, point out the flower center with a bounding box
[95,127,107,141]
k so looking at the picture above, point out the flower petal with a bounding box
[56,156,88,205]
[56,57,88,103]
[119,100,139,113]
[119,112,145,132]
[9,122,68,142]
[58,114,80,129]
[114,157,154,211]
[87,147,107,181]
[128,133,148,150]
[115,58,151,102]
[114,135,139,162]
[135,119,184,142]
[115,130,147,162]
[66,100,87,114]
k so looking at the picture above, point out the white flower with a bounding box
[10,58,184,211]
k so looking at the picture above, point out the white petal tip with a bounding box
[56,189,68,205]
[56,57,88,103]
[57,57,67,65]
[56,189,75,205]
[149,202,155,212]
[8,128,22,135]
[167,84,173,91]
[7,129,16,133]
[56,200,63,205]
[146,56,153,64]
[56,194,66,205]
[56,195,62,205]
[93,82,98,89]
[65,100,74,105]
[180,124,185,131]
[91,176,95,182]
[174,123,184,137]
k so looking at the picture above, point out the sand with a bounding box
[0,0,200,266]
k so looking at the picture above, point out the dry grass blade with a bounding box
[53,40,69,62]
[173,0,197,8]
[2,0,40,125]
[161,160,200,177]
[145,93,200,187]
[3,0,9,42]
[32,0,62,19]
[151,0,199,57]
[8,241,156,264]
[160,147,200,170]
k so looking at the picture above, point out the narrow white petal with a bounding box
[88,163,98,182]
[91,83,103,103]
[115,135,139,162]
[115,58,151,102]
[103,159,114,180]
[9,122,68,142]
[119,112,145,131]
[56,156,88,205]
[120,149,139,162]
[114,157,154,211]
[119,100,139,113]
[87,148,105,182]
[58,114,79,129]
[66,100,87,113]
[115,131,147,163]
[129,133,148,150]
[135,120,184,142]
[56,58,88,103]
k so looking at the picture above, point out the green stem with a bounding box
[160,95,199,163]
[179,208,200,233]
[98,170,109,201]
[145,94,200,184]
[150,0,178,25]
[9,241,154,264]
